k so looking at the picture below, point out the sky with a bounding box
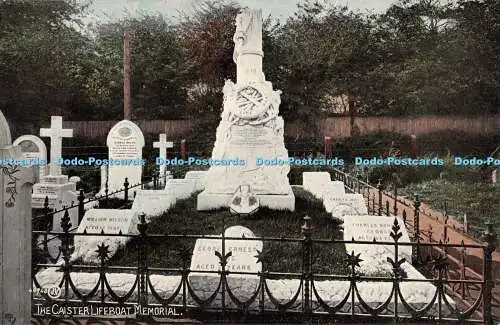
[85,0,398,24]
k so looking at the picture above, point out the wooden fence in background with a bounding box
[9,115,500,139]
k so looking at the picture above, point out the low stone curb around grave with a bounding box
[34,267,453,317]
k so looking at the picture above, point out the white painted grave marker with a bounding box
[100,120,144,199]
[72,209,136,263]
[40,116,73,176]
[153,133,173,183]
[13,135,47,178]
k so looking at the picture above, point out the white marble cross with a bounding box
[40,116,73,176]
[153,133,173,178]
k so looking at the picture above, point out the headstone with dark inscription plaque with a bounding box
[13,134,47,180]
[72,209,136,263]
[99,120,144,199]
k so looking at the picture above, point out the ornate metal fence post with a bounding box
[377,180,383,216]
[137,213,149,321]
[60,208,74,305]
[97,243,110,304]
[393,183,398,216]
[152,169,157,189]
[78,189,85,224]
[388,218,405,322]
[301,216,313,316]
[124,177,129,202]
[481,219,497,325]
[43,196,53,230]
[371,192,376,215]
[412,195,422,264]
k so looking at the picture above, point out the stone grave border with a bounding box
[31,211,496,324]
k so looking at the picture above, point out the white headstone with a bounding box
[302,172,332,198]
[40,116,73,176]
[1,127,35,324]
[184,170,207,191]
[153,133,173,183]
[12,134,47,179]
[72,209,136,263]
[321,181,345,201]
[190,225,262,273]
[343,215,412,263]
[324,193,368,218]
[131,189,175,219]
[101,120,145,199]
[165,179,196,200]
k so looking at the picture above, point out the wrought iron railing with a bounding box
[32,170,170,264]
[32,211,497,324]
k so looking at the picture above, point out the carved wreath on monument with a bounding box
[235,86,268,119]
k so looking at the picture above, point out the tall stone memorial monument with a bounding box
[197,9,294,211]
[0,110,34,325]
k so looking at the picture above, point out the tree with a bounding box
[274,1,377,121]
[85,14,193,120]
[0,0,92,125]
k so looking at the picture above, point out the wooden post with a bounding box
[124,30,131,120]
[324,136,332,159]
[181,139,187,160]
[410,134,417,158]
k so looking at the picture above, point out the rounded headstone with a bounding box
[224,225,256,238]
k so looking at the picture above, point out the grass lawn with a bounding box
[109,187,349,275]
[399,179,500,237]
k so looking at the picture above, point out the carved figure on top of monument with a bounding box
[233,9,265,84]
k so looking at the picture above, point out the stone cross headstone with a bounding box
[40,116,73,176]
[34,116,78,231]
[100,120,144,199]
[13,134,48,180]
[0,110,34,325]
[153,133,173,184]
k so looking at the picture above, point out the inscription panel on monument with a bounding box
[109,127,141,159]
[343,215,411,260]
[190,227,263,274]
[229,126,273,147]
[77,210,134,234]
[18,140,43,160]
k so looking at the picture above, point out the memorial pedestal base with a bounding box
[197,188,295,211]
